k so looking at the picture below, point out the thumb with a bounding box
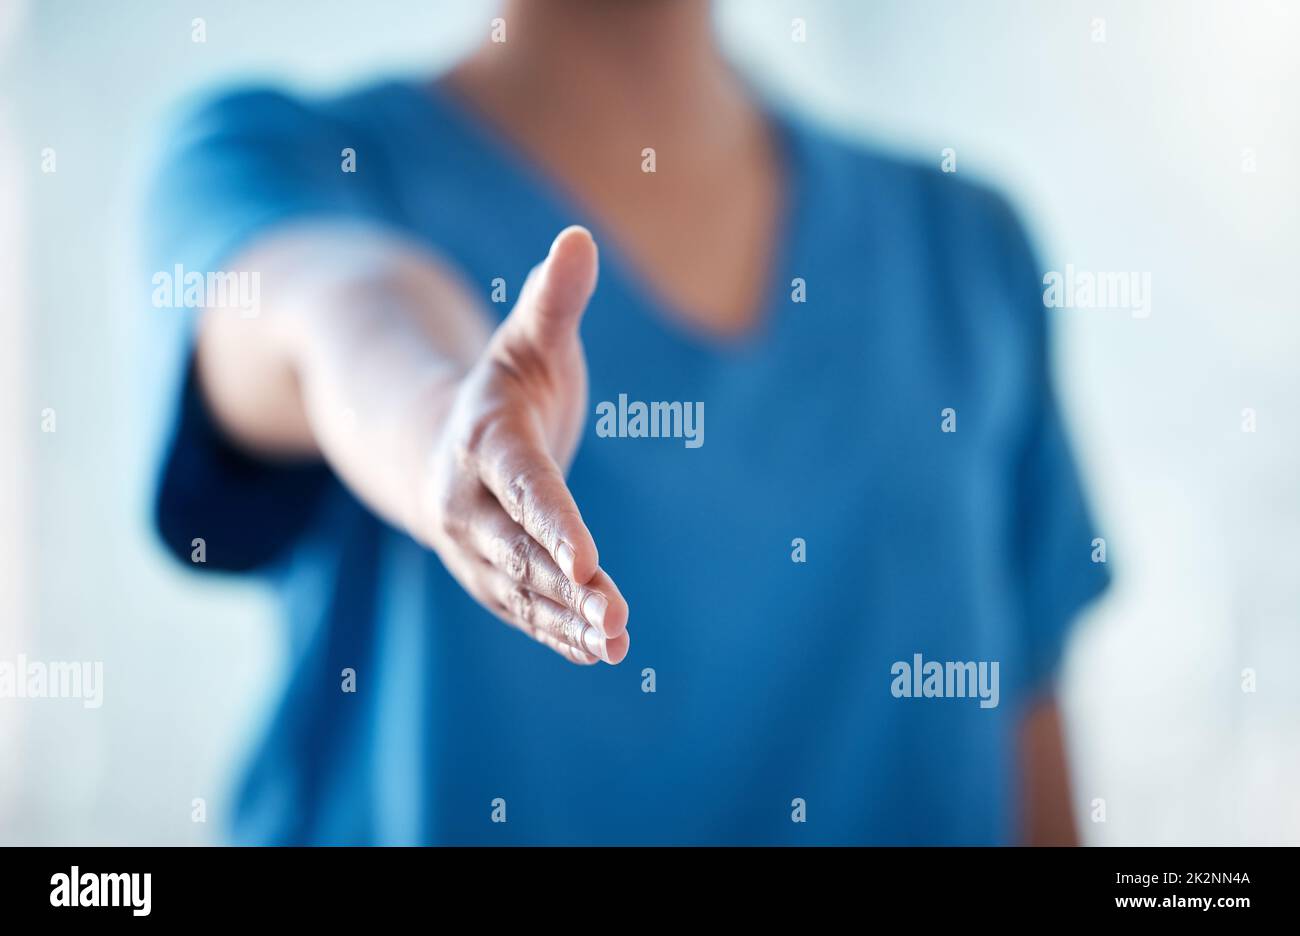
[507,225,599,352]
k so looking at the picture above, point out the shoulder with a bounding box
[783,113,1048,369]
[159,81,411,151]
[147,81,423,216]
[789,113,1038,278]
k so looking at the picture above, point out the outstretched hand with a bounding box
[418,227,629,665]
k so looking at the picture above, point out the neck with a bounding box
[455,0,750,142]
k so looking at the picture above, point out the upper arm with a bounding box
[143,89,388,570]
[144,88,493,571]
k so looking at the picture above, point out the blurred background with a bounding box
[1,0,1296,845]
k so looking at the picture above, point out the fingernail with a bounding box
[581,592,608,632]
[581,624,608,663]
[556,541,576,580]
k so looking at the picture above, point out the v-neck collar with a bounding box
[393,76,813,357]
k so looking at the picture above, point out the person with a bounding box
[146,0,1108,844]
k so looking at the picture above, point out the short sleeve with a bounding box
[999,207,1111,692]
[143,88,384,573]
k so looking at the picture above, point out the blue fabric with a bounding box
[144,80,1109,845]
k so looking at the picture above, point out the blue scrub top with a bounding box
[145,80,1108,844]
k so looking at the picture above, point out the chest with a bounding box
[579,152,784,336]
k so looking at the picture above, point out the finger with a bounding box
[581,566,629,638]
[479,566,628,665]
[474,413,600,585]
[468,500,627,637]
[534,630,600,667]
[471,569,597,665]
[504,226,599,354]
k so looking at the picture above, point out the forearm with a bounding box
[196,223,492,533]
[1019,693,1080,845]
[292,285,469,533]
